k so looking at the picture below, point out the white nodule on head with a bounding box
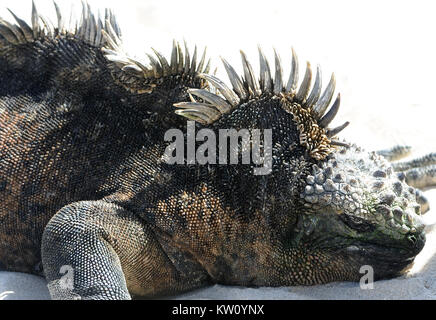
[301,144,425,237]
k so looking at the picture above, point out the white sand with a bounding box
[1,0,436,300]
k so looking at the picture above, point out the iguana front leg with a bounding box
[41,200,209,300]
[377,145,436,213]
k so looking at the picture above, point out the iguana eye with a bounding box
[339,214,375,233]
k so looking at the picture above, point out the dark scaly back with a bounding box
[0,2,209,272]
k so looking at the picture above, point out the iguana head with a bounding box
[173,48,426,284]
[296,145,425,282]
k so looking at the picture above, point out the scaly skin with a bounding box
[0,3,434,299]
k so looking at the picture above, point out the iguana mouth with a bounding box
[344,233,425,260]
[339,233,425,278]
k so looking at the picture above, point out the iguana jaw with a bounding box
[338,237,424,279]
[283,210,425,284]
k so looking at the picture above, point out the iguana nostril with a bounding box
[406,232,426,253]
[407,235,417,246]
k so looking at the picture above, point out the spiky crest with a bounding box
[102,39,210,94]
[173,48,350,160]
[0,1,210,94]
[0,1,121,48]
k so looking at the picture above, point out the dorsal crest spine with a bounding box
[0,1,121,48]
[0,2,210,94]
[173,48,350,160]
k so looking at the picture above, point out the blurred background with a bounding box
[0,0,436,299]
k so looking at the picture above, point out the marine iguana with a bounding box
[0,2,435,299]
